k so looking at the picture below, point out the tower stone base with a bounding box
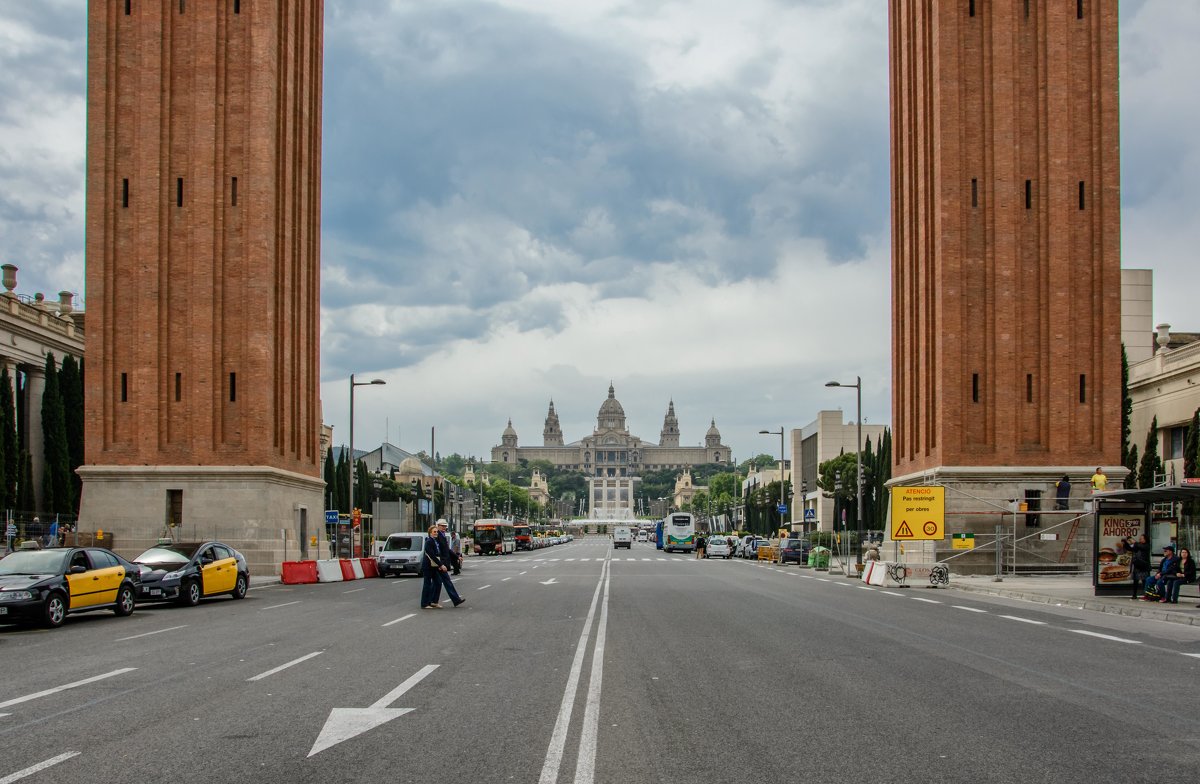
[77,465,325,577]
[882,465,1130,576]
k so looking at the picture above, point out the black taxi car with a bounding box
[0,546,140,628]
[132,541,249,606]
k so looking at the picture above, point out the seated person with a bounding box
[1144,545,1179,600]
[1164,547,1196,604]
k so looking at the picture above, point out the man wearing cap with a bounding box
[1143,544,1179,601]
[435,520,465,607]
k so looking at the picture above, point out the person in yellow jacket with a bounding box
[1090,467,1108,492]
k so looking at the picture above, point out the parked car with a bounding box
[779,538,809,566]
[132,541,249,606]
[376,533,428,577]
[0,546,140,628]
[737,535,756,558]
[746,538,770,559]
[705,536,732,559]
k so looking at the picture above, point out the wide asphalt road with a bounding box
[4,536,1200,783]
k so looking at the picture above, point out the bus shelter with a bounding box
[1091,484,1200,597]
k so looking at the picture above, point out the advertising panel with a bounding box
[1094,503,1146,591]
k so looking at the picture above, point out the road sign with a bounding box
[890,486,945,541]
[776,504,788,514]
[803,509,816,522]
[325,509,339,524]
[951,532,975,550]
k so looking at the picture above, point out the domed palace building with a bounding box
[491,384,728,519]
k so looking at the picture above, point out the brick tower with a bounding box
[889,1,1123,553]
[79,1,325,567]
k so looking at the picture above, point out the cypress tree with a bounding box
[1121,345,1133,466]
[0,366,15,508]
[1184,408,1200,481]
[1137,417,1162,490]
[355,459,371,514]
[336,448,351,514]
[323,445,336,509]
[59,354,84,511]
[17,450,33,513]
[1125,444,1139,481]
[41,353,72,514]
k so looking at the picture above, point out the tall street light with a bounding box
[825,376,862,569]
[759,428,786,535]
[349,374,386,556]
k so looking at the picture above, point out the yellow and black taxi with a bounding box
[132,541,249,606]
[0,546,140,628]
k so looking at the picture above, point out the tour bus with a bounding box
[473,519,517,555]
[514,524,533,551]
[663,513,696,553]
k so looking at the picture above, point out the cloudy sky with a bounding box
[1,1,1197,465]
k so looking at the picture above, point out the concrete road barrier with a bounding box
[281,560,319,585]
[315,559,345,583]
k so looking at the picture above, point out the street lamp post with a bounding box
[826,376,862,570]
[349,374,386,557]
[759,428,786,535]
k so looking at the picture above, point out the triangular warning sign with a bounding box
[895,521,913,538]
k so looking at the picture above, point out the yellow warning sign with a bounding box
[890,486,945,541]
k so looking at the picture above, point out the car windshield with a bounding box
[785,541,804,549]
[475,528,500,543]
[0,549,69,575]
[135,546,196,567]
[384,537,421,551]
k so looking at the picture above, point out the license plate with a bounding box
[0,607,7,615]
[149,589,162,596]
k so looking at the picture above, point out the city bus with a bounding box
[514,524,533,551]
[472,519,516,555]
[663,512,696,553]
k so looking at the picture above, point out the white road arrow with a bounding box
[308,664,438,757]
[539,577,558,585]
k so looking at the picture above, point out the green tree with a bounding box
[17,450,33,512]
[818,452,860,531]
[0,366,12,508]
[1124,444,1139,480]
[323,446,336,509]
[1185,408,1200,480]
[1137,417,1163,489]
[1121,344,1133,466]
[354,459,371,513]
[336,448,351,513]
[739,454,778,472]
[59,354,84,511]
[41,353,72,514]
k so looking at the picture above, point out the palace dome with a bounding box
[596,383,627,430]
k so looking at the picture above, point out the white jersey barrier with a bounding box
[315,559,345,583]
[867,561,950,588]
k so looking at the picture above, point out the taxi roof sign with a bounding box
[890,486,945,541]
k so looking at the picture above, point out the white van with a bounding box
[377,533,428,577]
[613,526,633,549]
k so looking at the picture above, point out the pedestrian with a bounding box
[435,520,465,607]
[1054,475,1071,511]
[449,528,462,575]
[1090,467,1108,493]
[1165,547,1196,604]
[1126,534,1151,600]
[46,518,59,548]
[695,534,706,559]
[1143,544,1178,601]
[421,525,444,609]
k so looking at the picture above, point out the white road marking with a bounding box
[0,668,137,710]
[815,578,831,583]
[881,591,905,597]
[952,606,987,613]
[115,624,188,642]
[0,751,81,783]
[261,601,301,610]
[477,585,492,591]
[858,586,874,591]
[342,587,366,594]
[801,575,816,580]
[520,571,528,576]
[567,558,576,561]
[502,577,512,581]
[1181,653,1200,659]
[370,664,439,708]
[999,615,1046,625]
[1069,629,1141,645]
[831,581,850,587]
[574,545,612,784]
[911,597,941,604]
[307,665,439,757]
[642,558,652,561]
[382,613,416,627]
[539,560,610,784]
[580,558,591,562]
[657,558,666,561]
[247,651,324,682]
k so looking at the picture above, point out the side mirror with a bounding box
[70,565,87,574]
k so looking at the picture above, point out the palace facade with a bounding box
[490,384,729,477]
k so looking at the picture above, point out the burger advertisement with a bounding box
[1096,512,1145,585]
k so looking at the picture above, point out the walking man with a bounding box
[435,520,465,607]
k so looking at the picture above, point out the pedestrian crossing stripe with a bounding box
[894,521,914,538]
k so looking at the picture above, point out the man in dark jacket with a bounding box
[1054,475,1071,510]
[435,520,465,607]
[1145,545,1178,600]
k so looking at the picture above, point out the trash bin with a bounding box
[807,550,818,567]
[811,546,831,570]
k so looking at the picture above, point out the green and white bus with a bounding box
[663,512,696,553]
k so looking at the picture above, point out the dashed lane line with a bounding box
[911,597,941,604]
[502,577,512,581]
[952,606,988,613]
[880,591,905,597]
[382,613,416,627]
[477,585,492,591]
[114,625,188,642]
[1068,629,1141,645]
[0,752,81,784]
[261,601,301,610]
[999,615,1047,625]
[0,669,137,710]
[342,587,366,594]
[247,651,324,682]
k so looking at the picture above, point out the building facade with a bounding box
[794,411,886,533]
[78,2,326,571]
[491,385,730,475]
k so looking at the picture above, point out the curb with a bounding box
[949,583,1200,628]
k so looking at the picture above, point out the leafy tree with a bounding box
[41,353,72,514]
[1121,345,1133,466]
[440,453,467,477]
[739,454,778,472]
[1185,408,1200,481]
[1137,417,1163,489]
[59,355,84,511]
[0,366,12,508]
[708,473,738,498]
[818,452,860,530]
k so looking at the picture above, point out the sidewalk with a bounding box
[947,574,1200,628]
